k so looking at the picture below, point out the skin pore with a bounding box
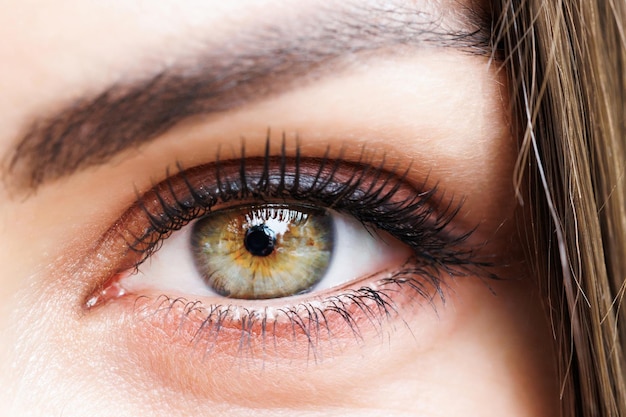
[0,1,559,416]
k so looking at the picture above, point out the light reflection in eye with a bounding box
[120,202,411,300]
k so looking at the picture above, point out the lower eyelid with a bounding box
[112,260,445,360]
[85,275,454,407]
[79,258,464,408]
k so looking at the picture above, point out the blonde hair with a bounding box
[492,0,626,415]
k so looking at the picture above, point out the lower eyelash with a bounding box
[129,259,447,361]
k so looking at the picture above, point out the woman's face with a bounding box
[0,1,559,416]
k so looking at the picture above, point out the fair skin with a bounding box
[0,1,559,416]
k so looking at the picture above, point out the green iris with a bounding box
[191,204,334,299]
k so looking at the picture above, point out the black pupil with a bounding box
[244,225,276,257]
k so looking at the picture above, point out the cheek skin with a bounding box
[18,261,555,417]
[444,278,559,417]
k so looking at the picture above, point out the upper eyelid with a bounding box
[132,155,414,240]
[147,155,427,232]
[80,142,499,313]
[117,152,470,264]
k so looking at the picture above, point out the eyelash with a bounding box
[87,137,491,356]
[130,140,472,266]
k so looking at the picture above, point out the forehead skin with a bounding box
[0,1,559,417]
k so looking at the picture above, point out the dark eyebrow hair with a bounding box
[4,2,493,192]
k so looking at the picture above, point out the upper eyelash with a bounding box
[122,136,485,277]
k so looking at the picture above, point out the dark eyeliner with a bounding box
[121,137,479,274]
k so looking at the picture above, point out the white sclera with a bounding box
[120,210,412,298]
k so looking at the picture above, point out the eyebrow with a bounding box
[4,2,492,191]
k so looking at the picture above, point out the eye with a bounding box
[84,139,487,358]
[119,203,410,300]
